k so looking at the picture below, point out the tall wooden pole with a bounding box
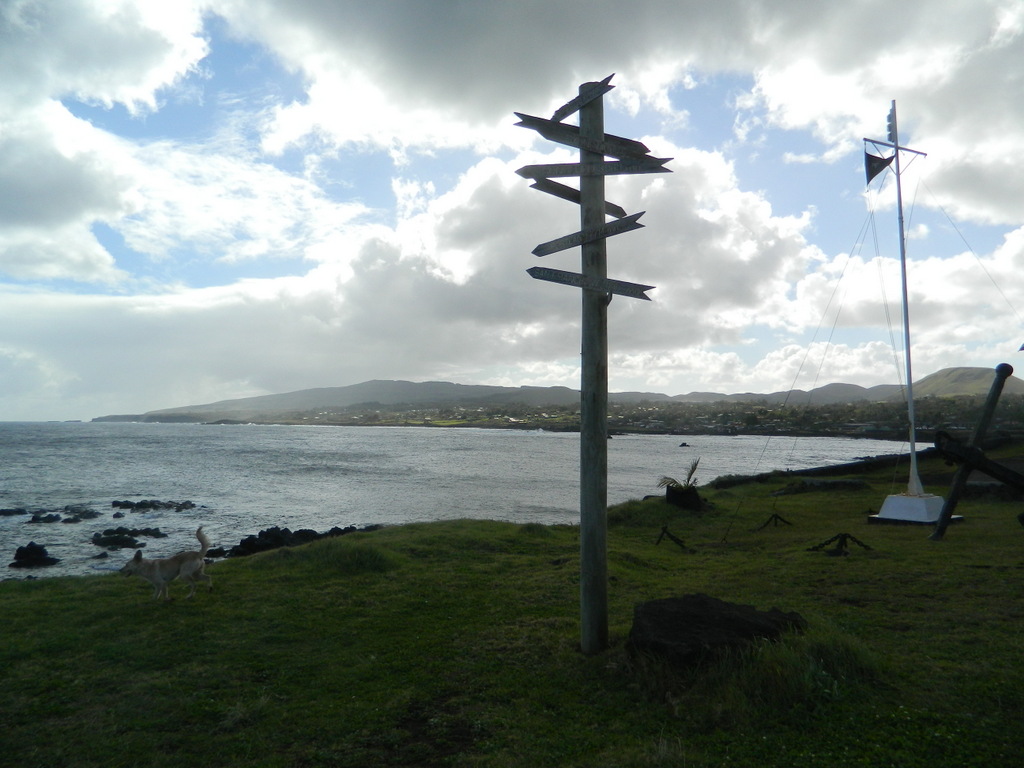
[578,83,609,654]
[515,75,669,653]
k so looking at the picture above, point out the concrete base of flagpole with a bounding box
[869,493,947,524]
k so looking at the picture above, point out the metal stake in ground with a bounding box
[808,533,872,556]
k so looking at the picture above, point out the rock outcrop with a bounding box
[9,542,61,568]
[628,593,806,666]
[217,524,383,559]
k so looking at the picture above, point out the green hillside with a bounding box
[3,446,1023,767]
[912,366,1024,398]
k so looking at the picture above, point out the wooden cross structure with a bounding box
[930,363,1024,539]
[515,75,671,653]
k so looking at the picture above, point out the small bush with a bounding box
[629,622,881,730]
[518,522,553,537]
[256,539,400,576]
[607,498,700,528]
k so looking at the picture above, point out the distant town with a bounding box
[220,394,1024,440]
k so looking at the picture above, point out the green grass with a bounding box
[2,451,1024,766]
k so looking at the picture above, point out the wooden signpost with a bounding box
[527,178,628,219]
[516,75,671,654]
[526,266,655,301]
[531,212,645,257]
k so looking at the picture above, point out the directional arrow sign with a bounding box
[528,266,654,301]
[532,212,645,257]
[515,113,650,159]
[550,74,614,123]
[516,157,672,179]
[529,179,628,219]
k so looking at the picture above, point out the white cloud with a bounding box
[0,0,207,112]
[2,0,1024,419]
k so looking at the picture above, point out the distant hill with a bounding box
[686,381,905,406]
[93,367,1024,423]
[911,367,1024,397]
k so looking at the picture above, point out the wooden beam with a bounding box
[527,266,654,300]
[516,158,672,179]
[528,179,628,219]
[550,74,614,122]
[531,212,645,257]
[514,112,651,159]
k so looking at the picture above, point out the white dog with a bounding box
[120,526,212,600]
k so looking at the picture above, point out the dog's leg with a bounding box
[185,572,212,598]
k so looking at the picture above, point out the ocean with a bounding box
[0,422,906,579]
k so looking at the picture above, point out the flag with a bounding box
[865,152,895,184]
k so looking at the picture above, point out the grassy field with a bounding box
[2,447,1023,767]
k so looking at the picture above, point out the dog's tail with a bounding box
[196,526,211,557]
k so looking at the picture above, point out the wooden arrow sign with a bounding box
[532,212,645,257]
[532,179,626,218]
[550,74,614,123]
[529,179,628,219]
[514,113,650,159]
[528,266,654,300]
[516,157,672,179]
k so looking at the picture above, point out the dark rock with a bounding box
[62,506,100,523]
[9,542,60,568]
[666,484,703,510]
[225,524,382,558]
[28,513,62,524]
[91,526,167,550]
[628,593,807,667]
[1,507,28,517]
[112,499,196,513]
[63,504,99,519]
[92,532,144,549]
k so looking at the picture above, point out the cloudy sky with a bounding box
[2,0,1023,421]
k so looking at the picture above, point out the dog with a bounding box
[120,526,212,601]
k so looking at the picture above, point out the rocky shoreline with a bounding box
[3,499,382,574]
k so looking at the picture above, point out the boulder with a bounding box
[666,484,703,510]
[91,526,167,550]
[92,532,144,549]
[628,593,807,666]
[224,524,382,558]
[111,499,196,512]
[28,513,62,524]
[9,542,60,568]
[63,504,100,519]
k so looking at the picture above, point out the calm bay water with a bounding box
[1,422,905,579]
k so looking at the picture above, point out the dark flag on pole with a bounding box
[865,152,895,184]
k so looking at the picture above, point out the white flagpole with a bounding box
[889,101,926,496]
[868,101,943,524]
